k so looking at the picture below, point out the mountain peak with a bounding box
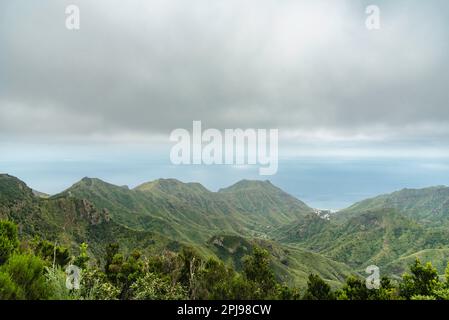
[0,174,35,203]
[134,178,210,194]
[80,177,104,184]
[218,179,275,193]
[55,177,120,198]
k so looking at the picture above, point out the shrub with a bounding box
[130,273,187,300]
[0,220,19,264]
[0,254,52,300]
[0,271,22,299]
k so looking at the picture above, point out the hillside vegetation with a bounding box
[2,173,449,292]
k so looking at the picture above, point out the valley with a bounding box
[1,173,449,287]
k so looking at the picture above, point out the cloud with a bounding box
[1,0,449,151]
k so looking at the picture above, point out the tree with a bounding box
[419,262,449,300]
[277,283,301,300]
[104,242,120,275]
[243,247,277,298]
[147,250,183,281]
[400,259,439,299]
[227,273,259,300]
[130,272,187,300]
[339,275,372,300]
[0,254,52,299]
[32,239,70,267]
[105,247,144,299]
[195,258,236,299]
[374,277,398,300]
[178,247,204,299]
[0,220,19,264]
[303,274,335,300]
[0,271,22,299]
[73,243,89,269]
[79,267,120,300]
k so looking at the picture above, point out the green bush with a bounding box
[80,268,120,300]
[0,220,19,264]
[303,274,335,300]
[400,259,439,299]
[0,271,22,299]
[131,272,187,300]
[1,254,52,300]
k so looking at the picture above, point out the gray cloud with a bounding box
[1,0,449,146]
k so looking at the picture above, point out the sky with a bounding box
[1,0,449,209]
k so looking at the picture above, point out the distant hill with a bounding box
[0,174,35,205]
[207,234,353,288]
[56,177,314,243]
[218,180,314,227]
[335,186,449,225]
[384,248,449,278]
[0,174,179,259]
[275,208,449,275]
[4,173,449,284]
[0,174,343,287]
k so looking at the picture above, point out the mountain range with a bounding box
[1,173,449,286]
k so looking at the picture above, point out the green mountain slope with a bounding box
[207,234,353,288]
[0,174,35,205]
[0,174,178,259]
[384,248,449,278]
[0,174,350,287]
[336,186,449,225]
[275,209,449,274]
[56,177,314,243]
[218,180,314,228]
[8,173,449,286]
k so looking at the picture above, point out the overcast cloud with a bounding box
[1,0,449,152]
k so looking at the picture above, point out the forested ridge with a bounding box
[2,173,449,300]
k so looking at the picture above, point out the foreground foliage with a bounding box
[2,219,449,300]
